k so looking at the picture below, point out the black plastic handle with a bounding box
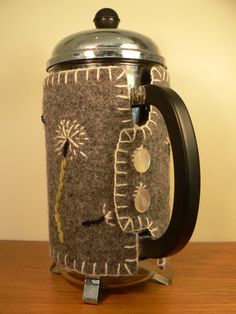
[138,85,200,258]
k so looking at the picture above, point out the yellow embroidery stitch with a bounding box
[54,158,67,243]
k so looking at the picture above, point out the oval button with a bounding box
[134,188,151,213]
[133,148,151,173]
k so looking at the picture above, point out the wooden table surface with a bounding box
[0,241,235,313]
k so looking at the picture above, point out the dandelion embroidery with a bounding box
[55,119,89,160]
[53,119,89,243]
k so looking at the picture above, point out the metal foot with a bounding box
[151,258,173,286]
[83,276,101,304]
[50,262,60,275]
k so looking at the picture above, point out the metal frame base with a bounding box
[50,262,60,275]
[82,277,101,304]
[50,258,172,304]
[151,258,173,286]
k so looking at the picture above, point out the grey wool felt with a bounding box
[43,64,171,277]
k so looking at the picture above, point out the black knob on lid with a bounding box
[93,8,120,29]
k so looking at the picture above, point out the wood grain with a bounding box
[0,241,235,313]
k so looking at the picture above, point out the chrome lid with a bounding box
[46,8,165,70]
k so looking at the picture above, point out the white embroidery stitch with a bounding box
[57,252,60,263]
[57,72,61,85]
[115,84,129,88]
[117,263,121,275]
[118,107,130,111]
[121,119,132,123]
[116,205,128,209]
[108,68,112,81]
[124,263,132,275]
[86,69,89,81]
[93,262,97,275]
[64,72,68,84]
[124,244,136,249]
[116,95,129,99]
[116,70,125,80]
[74,69,78,83]
[81,261,85,273]
[105,262,108,275]
[125,258,137,263]
[64,254,68,267]
[137,216,142,229]
[96,68,100,81]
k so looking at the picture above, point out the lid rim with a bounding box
[46,53,165,71]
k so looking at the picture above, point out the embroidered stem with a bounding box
[54,158,67,243]
[82,215,105,226]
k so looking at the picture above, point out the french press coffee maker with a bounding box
[42,8,200,303]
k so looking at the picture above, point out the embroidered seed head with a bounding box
[55,119,89,160]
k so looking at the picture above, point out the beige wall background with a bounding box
[0,0,235,241]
